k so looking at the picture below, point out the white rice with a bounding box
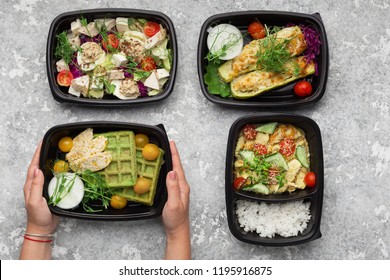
[236,200,311,238]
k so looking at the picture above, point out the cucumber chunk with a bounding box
[256,122,278,134]
[296,145,309,168]
[239,150,255,165]
[265,152,289,170]
[162,57,171,71]
[243,183,269,195]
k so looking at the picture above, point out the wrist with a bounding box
[26,223,55,235]
[166,220,190,243]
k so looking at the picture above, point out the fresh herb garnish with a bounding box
[243,155,272,185]
[137,18,148,26]
[54,31,75,64]
[80,15,88,27]
[103,79,116,94]
[48,173,76,206]
[255,25,294,74]
[80,170,113,213]
[133,70,151,81]
[276,171,286,188]
[80,15,92,37]
[205,26,244,64]
[124,57,151,81]
[97,21,109,42]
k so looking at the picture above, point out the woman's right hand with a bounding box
[162,140,191,259]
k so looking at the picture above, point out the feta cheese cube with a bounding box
[95,18,116,30]
[156,68,170,79]
[71,19,82,34]
[71,75,90,97]
[67,33,81,50]
[79,22,99,37]
[68,85,81,97]
[90,76,104,90]
[111,53,128,67]
[116,17,129,32]
[143,71,160,90]
[56,59,69,72]
[108,70,125,80]
[144,27,166,50]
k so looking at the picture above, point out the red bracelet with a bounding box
[23,235,52,243]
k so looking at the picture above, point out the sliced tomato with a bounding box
[248,21,266,39]
[304,172,316,188]
[102,34,119,51]
[253,143,267,155]
[233,177,246,190]
[144,21,160,37]
[243,124,257,140]
[141,56,157,71]
[268,168,279,185]
[57,70,73,87]
[293,80,313,97]
[279,138,296,157]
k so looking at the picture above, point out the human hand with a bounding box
[23,141,59,235]
[162,140,191,259]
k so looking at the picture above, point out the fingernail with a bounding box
[169,171,177,180]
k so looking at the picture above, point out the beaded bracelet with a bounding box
[23,235,53,243]
[24,232,54,238]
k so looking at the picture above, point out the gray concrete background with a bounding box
[0,0,389,260]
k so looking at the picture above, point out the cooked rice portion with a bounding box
[236,199,311,238]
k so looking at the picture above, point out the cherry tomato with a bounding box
[279,138,296,157]
[110,195,128,209]
[57,70,73,87]
[102,34,119,51]
[243,124,257,140]
[142,143,160,161]
[233,177,246,190]
[135,134,149,148]
[253,143,267,155]
[304,172,316,188]
[144,21,160,37]
[58,136,73,152]
[248,21,266,39]
[53,160,69,173]
[293,81,313,97]
[141,56,157,71]
[134,177,152,195]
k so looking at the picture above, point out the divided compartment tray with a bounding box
[197,11,329,108]
[46,8,178,106]
[40,121,171,221]
[225,114,324,246]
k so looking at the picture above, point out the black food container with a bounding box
[40,121,171,220]
[47,9,178,106]
[226,114,324,245]
[197,11,329,108]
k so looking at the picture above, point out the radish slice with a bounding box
[207,24,243,60]
[48,173,84,210]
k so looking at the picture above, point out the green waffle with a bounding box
[95,131,137,188]
[115,147,164,206]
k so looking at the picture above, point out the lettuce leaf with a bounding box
[203,61,232,98]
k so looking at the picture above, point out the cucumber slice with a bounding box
[296,145,309,168]
[256,122,278,134]
[265,152,289,170]
[239,150,255,165]
[243,183,269,195]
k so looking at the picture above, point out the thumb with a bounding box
[29,169,45,203]
[166,171,181,204]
